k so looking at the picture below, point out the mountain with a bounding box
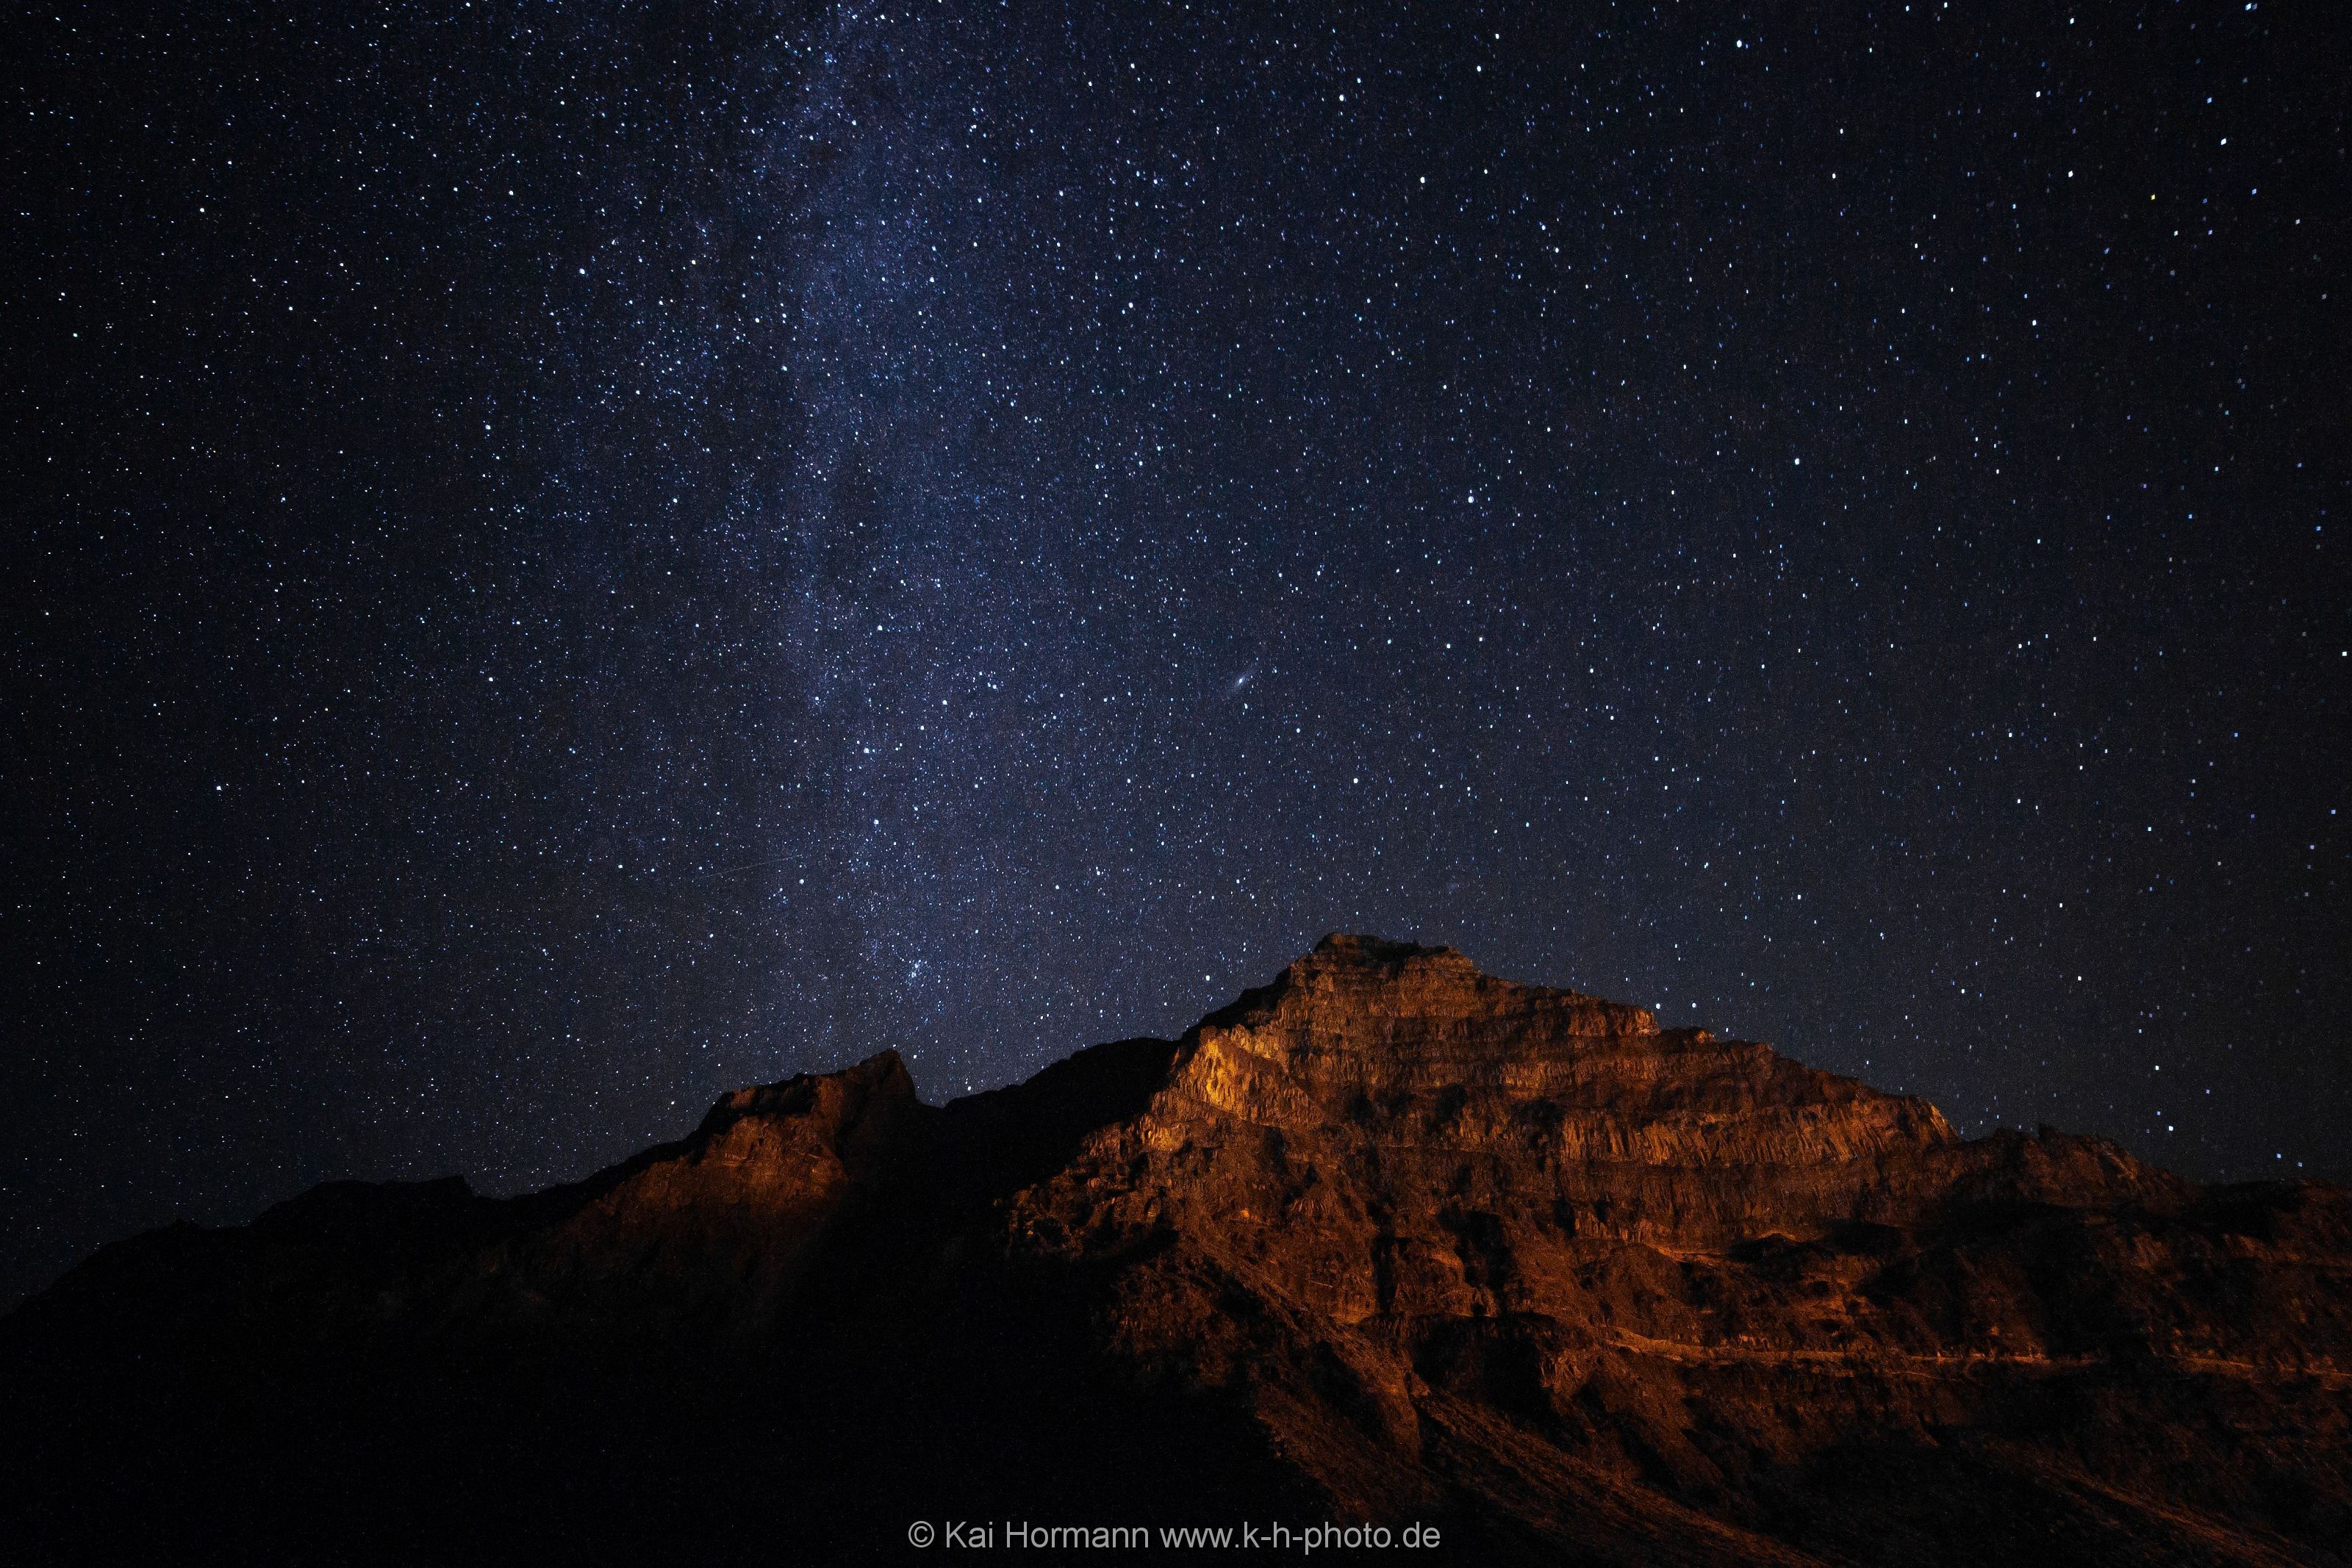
[5,935,2348,1564]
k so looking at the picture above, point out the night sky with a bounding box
[7,1,2347,1303]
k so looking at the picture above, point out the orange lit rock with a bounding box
[6,936,2346,1564]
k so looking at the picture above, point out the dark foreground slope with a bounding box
[6,936,2349,1564]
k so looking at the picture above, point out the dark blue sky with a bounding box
[7,0,2346,1302]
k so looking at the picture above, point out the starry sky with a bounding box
[7,1,2346,1302]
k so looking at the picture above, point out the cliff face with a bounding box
[6,937,2348,1565]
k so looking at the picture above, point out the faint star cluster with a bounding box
[4,2,2345,1302]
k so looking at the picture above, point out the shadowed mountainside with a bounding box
[6,935,2349,1564]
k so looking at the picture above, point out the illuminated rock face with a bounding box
[1000,937,2348,1558]
[7,937,2348,1565]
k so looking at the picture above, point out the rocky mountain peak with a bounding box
[1136,939,1959,1248]
[5,938,2347,1566]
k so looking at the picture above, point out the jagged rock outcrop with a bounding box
[5,936,2348,1565]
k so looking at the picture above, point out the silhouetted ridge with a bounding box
[4,938,2347,1565]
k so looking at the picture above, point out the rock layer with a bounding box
[4,936,2348,1564]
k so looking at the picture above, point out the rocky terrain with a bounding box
[6,935,2348,1564]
